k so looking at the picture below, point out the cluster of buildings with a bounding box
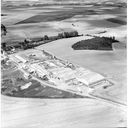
[11,49,112,95]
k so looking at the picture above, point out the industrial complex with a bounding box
[8,49,112,96]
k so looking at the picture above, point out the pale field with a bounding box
[1,95,126,128]
[1,4,127,128]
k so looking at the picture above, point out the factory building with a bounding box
[15,55,28,63]
[49,67,75,81]
[47,66,105,88]
[30,63,48,78]
[15,49,110,94]
[75,67,105,87]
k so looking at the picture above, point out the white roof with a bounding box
[30,64,47,75]
[15,55,27,63]
[50,67,75,81]
[76,68,104,85]
[58,71,75,81]
[44,61,56,67]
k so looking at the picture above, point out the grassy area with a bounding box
[1,68,83,98]
[2,78,84,98]
[1,60,17,71]
[2,69,24,79]
[13,81,84,98]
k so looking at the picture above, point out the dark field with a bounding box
[2,78,84,98]
[1,14,7,16]
[86,20,122,28]
[106,18,127,25]
[15,9,97,24]
[14,6,126,25]
[12,81,84,98]
[1,69,83,98]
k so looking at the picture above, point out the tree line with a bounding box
[2,30,80,51]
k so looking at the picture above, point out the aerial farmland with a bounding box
[1,0,127,128]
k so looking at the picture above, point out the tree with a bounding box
[2,42,6,50]
[44,35,49,40]
[112,36,115,40]
[1,24,7,36]
[64,32,69,38]
[58,33,64,39]
[24,39,30,44]
[73,31,78,36]
[20,42,26,49]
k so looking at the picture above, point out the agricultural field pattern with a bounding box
[1,0,127,128]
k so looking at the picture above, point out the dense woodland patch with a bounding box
[72,36,119,50]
